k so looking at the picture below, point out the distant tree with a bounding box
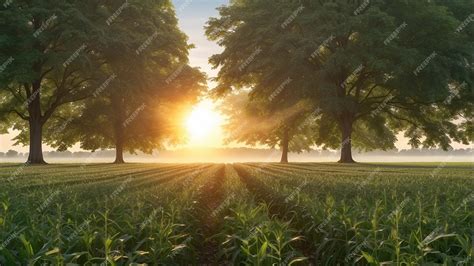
[206,0,472,163]
[220,91,317,163]
[0,1,107,164]
[5,149,18,157]
[0,152,4,157]
[52,0,206,163]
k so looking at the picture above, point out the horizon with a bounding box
[1,146,472,164]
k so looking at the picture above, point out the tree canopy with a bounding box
[0,0,108,163]
[219,90,317,162]
[50,0,206,163]
[0,0,206,163]
[206,0,473,162]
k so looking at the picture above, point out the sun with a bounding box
[185,100,223,144]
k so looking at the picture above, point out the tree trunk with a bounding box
[338,116,355,163]
[114,136,125,164]
[26,83,46,164]
[27,117,46,164]
[112,95,125,164]
[280,128,289,163]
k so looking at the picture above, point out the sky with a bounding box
[0,0,471,152]
[174,0,228,78]
[173,0,228,148]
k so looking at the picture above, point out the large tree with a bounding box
[220,91,317,163]
[206,0,473,162]
[0,1,110,164]
[51,0,206,163]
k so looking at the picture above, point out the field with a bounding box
[0,163,472,265]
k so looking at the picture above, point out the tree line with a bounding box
[1,0,473,164]
[206,0,473,163]
[0,0,205,164]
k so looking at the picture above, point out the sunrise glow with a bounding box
[185,100,224,146]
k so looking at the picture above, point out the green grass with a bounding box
[0,163,472,265]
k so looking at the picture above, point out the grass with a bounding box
[0,162,472,265]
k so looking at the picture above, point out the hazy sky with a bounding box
[174,0,228,78]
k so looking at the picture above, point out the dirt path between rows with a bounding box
[233,164,292,219]
[195,164,226,264]
[233,164,315,263]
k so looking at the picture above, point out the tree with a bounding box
[51,0,206,163]
[0,1,106,164]
[206,0,472,163]
[5,149,18,157]
[220,91,317,163]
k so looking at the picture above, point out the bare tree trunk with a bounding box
[280,128,289,163]
[27,83,46,164]
[114,136,125,164]
[338,116,355,163]
[27,117,46,164]
[113,95,125,164]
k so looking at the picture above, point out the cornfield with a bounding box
[0,162,472,265]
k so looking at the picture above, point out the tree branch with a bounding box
[385,110,419,127]
[9,109,29,121]
[359,84,378,103]
[6,85,26,103]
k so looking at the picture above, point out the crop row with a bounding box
[235,163,473,265]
